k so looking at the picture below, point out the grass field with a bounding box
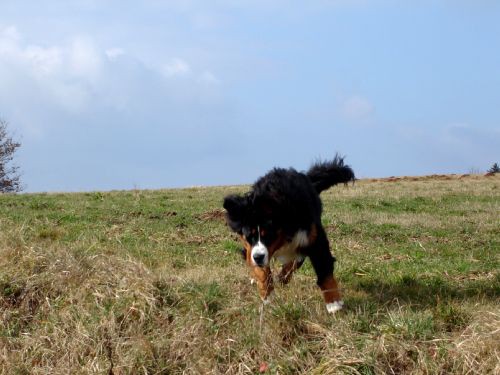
[1,174,499,374]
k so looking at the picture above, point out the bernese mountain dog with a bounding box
[223,155,354,314]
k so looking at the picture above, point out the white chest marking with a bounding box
[274,230,309,265]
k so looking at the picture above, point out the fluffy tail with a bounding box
[307,154,355,194]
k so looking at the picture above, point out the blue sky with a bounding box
[1,1,499,192]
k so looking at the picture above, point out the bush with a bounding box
[487,163,499,174]
[0,118,22,193]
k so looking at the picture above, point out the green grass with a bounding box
[0,175,499,374]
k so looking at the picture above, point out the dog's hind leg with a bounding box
[308,226,343,314]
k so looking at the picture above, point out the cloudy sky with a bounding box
[1,1,499,192]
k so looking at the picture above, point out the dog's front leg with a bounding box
[251,266,274,302]
[319,274,343,313]
[277,258,305,285]
[308,226,344,314]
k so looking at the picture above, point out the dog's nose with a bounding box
[253,253,265,266]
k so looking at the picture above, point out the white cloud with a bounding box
[444,123,500,149]
[0,28,103,114]
[161,58,191,77]
[0,26,21,58]
[0,27,220,121]
[68,37,102,80]
[0,26,21,47]
[24,45,63,75]
[199,70,220,85]
[0,27,63,77]
[105,47,125,60]
[341,95,375,121]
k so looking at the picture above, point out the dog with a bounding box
[223,155,354,314]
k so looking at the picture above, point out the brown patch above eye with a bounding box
[260,229,266,236]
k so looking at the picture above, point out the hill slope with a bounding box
[1,175,499,374]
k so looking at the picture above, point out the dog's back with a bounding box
[252,167,323,236]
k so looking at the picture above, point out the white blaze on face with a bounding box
[251,226,269,266]
[251,240,269,266]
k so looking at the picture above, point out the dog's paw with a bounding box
[326,300,344,314]
[262,295,273,305]
[250,278,256,285]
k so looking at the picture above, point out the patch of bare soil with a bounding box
[196,209,226,222]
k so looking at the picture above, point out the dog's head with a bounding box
[223,194,285,267]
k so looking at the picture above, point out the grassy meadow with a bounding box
[1,174,499,374]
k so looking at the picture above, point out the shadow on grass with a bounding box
[352,274,500,308]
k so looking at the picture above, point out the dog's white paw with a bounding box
[250,278,256,285]
[326,300,344,314]
[262,295,273,305]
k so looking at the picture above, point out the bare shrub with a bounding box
[0,118,22,193]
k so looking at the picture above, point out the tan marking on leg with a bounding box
[319,274,342,304]
[252,266,274,300]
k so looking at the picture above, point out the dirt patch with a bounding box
[148,211,177,220]
[196,209,226,222]
[380,174,457,182]
[127,211,177,219]
[376,253,411,261]
[362,173,498,183]
[386,177,401,182]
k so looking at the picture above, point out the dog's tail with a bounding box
[307,154,355,194]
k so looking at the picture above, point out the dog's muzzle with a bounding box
[253,253,266,266]
[251,241,269,267]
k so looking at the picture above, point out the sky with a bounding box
[1,0,499,192]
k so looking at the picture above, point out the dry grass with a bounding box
[0,174,499,374]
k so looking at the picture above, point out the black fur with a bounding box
[223,156,354,278]
[250,167,322,240]
[307,154,355,193]
[307,224,336,286]
[222,193,251,234]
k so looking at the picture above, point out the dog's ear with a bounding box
[223,194,249,233]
